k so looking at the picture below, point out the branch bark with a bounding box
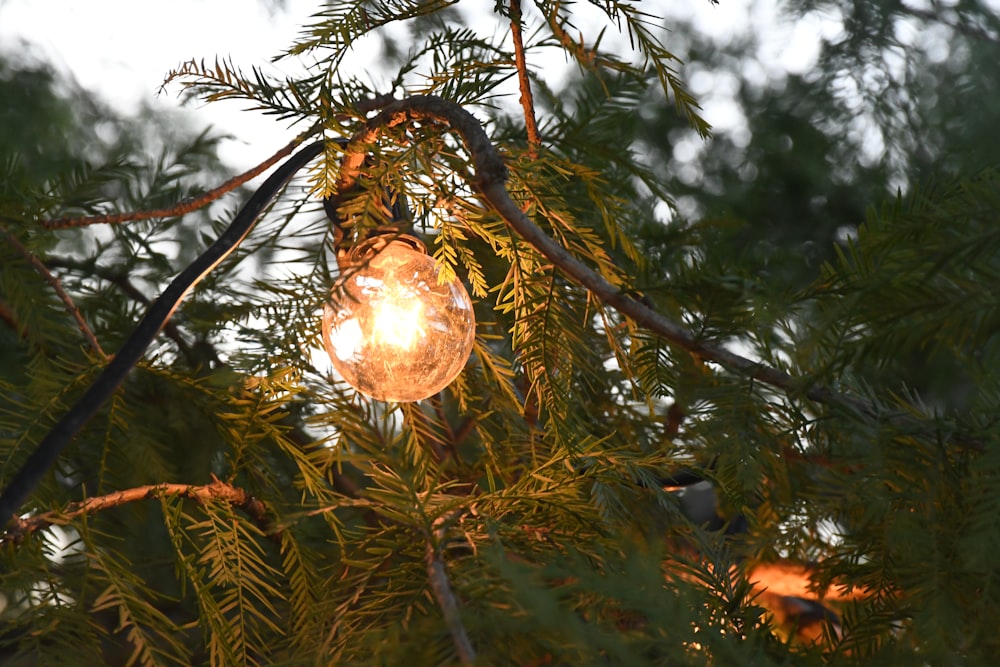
[39,123,321,230]
[509,0,542,157]
[0,298,26,339]
[2,226,107,360]
[425,513,477,666]
[2,478,271,545]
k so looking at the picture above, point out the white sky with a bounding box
[0,0,319,169]
[0,0,796,171]
[4,0,997,179]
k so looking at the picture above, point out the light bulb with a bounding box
[322,235,476,402]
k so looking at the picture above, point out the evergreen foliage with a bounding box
[2,1,1000,664]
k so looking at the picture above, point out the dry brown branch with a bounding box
[509,0,541,156]
[425,512,477,666]
[2,478,271,545]
[543,1,599,69]
[2,227,107,359]
[39,123,321,230]
[451,417,477,448]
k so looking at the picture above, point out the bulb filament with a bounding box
[372,297,424,351]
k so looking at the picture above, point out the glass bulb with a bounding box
[322,236,476,402]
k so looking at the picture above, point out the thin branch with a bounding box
[509,0,542,156]
[0,298,25,339]
[542,2,599,70]
[2,227,107,360]
[47,255,203,362]
[39,123,321,230]
[663,401,686,439]
[2,478,271,545]
[425,512,477,666]
[451,414,480,448]
[337,95,981,450]
[35,95,398,231]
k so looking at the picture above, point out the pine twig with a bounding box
[46,255,206,367]
[403,403,450,463]
[2,226,107,360]
[543,2,599,69]
[425,512,477,666]
[39,123,321,230]
[509,0,541,157]
[2,477,271,545]
[451,413,481,448]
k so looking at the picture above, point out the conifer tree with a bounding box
[2,1,1000,665]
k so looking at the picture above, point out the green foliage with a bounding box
[3,1,1000,665]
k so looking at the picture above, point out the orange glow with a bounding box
[747,562,871,601]
[372,297,425,350]
[322,236,475,402]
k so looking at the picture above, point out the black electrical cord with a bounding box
[0,140,325,524]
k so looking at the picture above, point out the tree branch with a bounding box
[1,226,107,360]
[337,94,981,450]
[46,255,209,369]
[1,478,271,545]
[431,393,459,451]
[451,412,482,449]
[542,2,600,69]
[339,100,866,408]
[39,123,321,230]
[425,512,477,666]
[509,0,542,157]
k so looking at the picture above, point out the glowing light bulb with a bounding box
[322,235,476,402]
